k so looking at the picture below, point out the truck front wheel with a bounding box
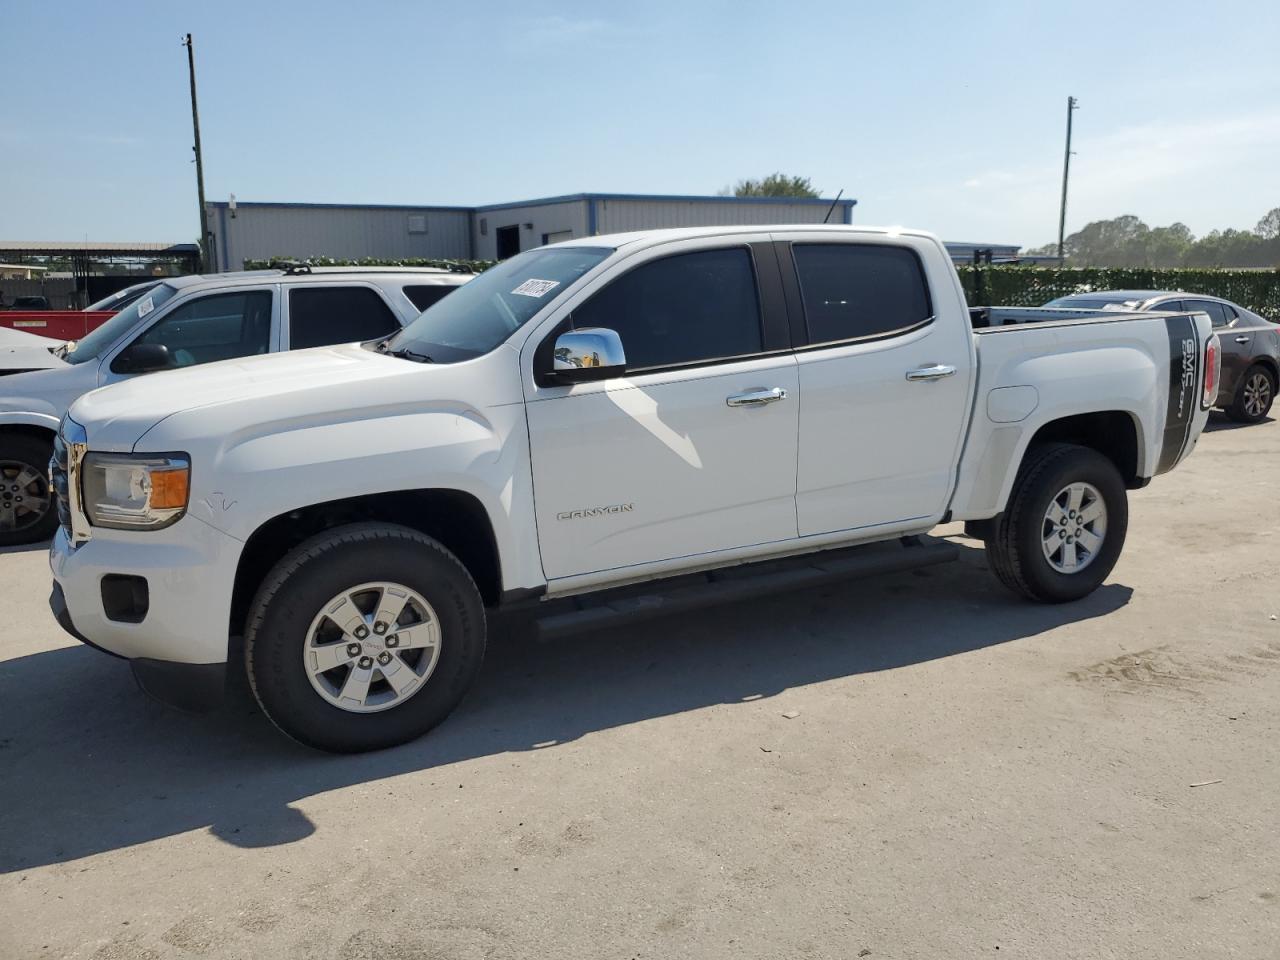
[245,522,486,753]
[985,443,1128,603]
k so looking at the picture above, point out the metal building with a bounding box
[205,192,857,270]
[206,201,472,273]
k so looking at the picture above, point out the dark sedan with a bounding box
[1046,290,1280,423]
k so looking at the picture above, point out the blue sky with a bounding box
[4,0,1278,248]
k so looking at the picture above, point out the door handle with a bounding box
[726,387,788,407]
[905,364,957,382]
[1234,336,1252,344]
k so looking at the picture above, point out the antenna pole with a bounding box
[823,189,844,224]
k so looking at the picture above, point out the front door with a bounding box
[524,243,799,581]
[784,238,974,537]
[100,287,278,386]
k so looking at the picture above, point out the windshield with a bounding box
[85,280,161,312]
[385,246,612,362]
[64,283,178,365]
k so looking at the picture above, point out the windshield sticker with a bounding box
[137,296,155,318]
[511,279,561,298]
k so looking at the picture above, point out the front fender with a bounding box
[180,403,543,594]
[0,410,60,432]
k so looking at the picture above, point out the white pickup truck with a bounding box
[49,226,1219,752]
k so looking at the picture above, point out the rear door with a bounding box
[782,235,974,537]
[283,284,403,349]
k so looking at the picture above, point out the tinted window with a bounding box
[569,248,763,370]
[1185,299,1230,328]
[289,287,400,349]
[66,284,179,364]
[128,290,272,368]
[793,244,932,343]
[1154,299,1184,312]
[404,284,458,312]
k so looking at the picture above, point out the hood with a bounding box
[0,328,66,371]
[69,342,522,452]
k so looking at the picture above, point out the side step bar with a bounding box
[532,535,959,640]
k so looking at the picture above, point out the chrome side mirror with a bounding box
[551,327,626,382]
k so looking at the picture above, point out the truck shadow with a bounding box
[0,540,1131,873]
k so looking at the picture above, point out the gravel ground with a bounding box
[1,413,1277,960]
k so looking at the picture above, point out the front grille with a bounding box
[50,434,70,532]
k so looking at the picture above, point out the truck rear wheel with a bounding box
[245,522,486,753]
[985,443,1128,603]
[0,433,58,547]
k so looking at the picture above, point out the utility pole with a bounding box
[1056,95,1079,265]
[183,33,210,271]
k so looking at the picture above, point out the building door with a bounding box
[496,225,521,260]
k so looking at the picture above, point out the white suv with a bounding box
[0,266,472,544]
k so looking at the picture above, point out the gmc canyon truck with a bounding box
[48,226,1219,753]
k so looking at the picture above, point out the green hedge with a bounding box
[957,266,1280,317]
[243,256,496,272]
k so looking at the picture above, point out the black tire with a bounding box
[245,522,486,753]
[1224,364,1276,424]
[986,443,1128,604]
[0,433,58,547]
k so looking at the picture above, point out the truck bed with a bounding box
[969,305,1165,329]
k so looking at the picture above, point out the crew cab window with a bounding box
[288,286,400,349]
[792,244,932,344]
[569,247,763,370]
[130,290,272,367]
[1184,299,1230,328]
[404,284,458,312]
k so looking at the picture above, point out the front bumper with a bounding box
[48,516,242,710]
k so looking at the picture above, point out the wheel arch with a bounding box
[1249,355,1279,385]
[1022,410,1143,488]
[0,420,58,445]
[229,488,503,641]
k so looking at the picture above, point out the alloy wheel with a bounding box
[0,460,50,533]
[303,581,442,713]
[1041,482,1107,574]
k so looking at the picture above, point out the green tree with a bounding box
[1255,207,1280,240]
[1063,215,1150,267]
[726,173,820,198]
[1144,222,1193,267]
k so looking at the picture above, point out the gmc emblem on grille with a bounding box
[557,503,634,521]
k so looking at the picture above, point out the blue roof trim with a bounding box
[471,192,859,213]
[206,200,476,213]
[208,194,860,216]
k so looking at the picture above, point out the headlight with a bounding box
[81,453,190,530]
